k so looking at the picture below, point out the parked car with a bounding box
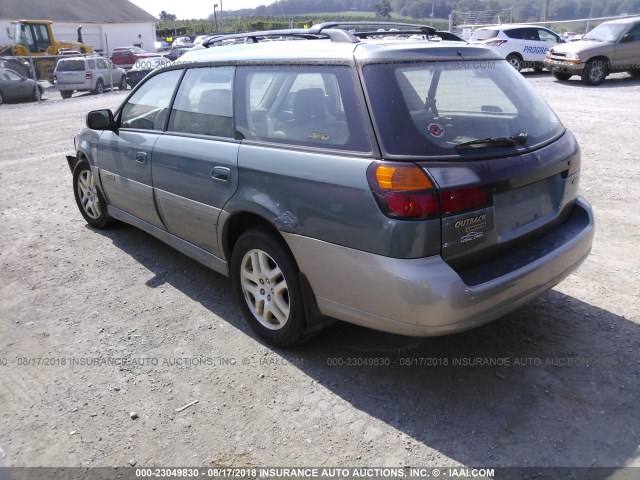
[470,24,564,71]
[110,47,158,69]
[0,67,45,104]
[54,56,127,98]
[154,40,170,52]
[544,16,640,85]
[163,47,191,61]
[172,36,193,47]
[194,35,209,45]
[126,56,172,88]
[67,22,594,347]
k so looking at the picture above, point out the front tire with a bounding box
[92,79,104,95]
[72,162,111,228]
[553,72,572,81]
[118,75,127,91]
[0,91,4,105]
[628,69,640,78]
[231,229,307,347]
[506,54,522,72]
[581,59,608,85]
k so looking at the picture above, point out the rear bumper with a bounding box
[284,197,594,336]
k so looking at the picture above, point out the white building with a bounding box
[0,0,158,53]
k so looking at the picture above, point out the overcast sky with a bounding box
[129,0,273,19]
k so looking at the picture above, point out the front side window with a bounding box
[362,60,563,158]
[538,29,559,42]
[237,65,371,152]
[120,69,182,130]
[167,66,234,138]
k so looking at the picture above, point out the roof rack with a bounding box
[202,21,437,48]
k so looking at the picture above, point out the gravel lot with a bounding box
[1,73,639,474]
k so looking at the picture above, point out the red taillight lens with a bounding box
[85,71,92,80]
[439,186,492,215]
[367,162,439,219]
[486,39,508,46]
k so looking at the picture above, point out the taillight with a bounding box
[367,162,439,219]
[439,186,492,216]
[85,71,92,80]
[486,39,508,46]
[53,73,57,82]
[568,150,581,176]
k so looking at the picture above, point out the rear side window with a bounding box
[470,29,498,41]
[168,66,234,138]
[504,28,525,39]
[96,59,107,69]
[236,65,371,152]
[57,60,84,72]
[120,69,182,130]
[362,60,563,158]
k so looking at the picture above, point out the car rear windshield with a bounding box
[361,60,564,159]
[469,29,499,40]
[56,60,85,72]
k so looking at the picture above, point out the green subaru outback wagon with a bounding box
[67,23,594,347]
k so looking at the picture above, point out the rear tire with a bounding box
[506,54,522,72]
[0,91,4,105]
[553,72,572,81]
[72,162,111,228]
[118,75,127,91]
[581,59,608,85]
[230,229,307,347]
[92,79,104,95]
[60,90,72,99]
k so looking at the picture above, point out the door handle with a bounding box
[135,152,147,164]
[211,166,230,182]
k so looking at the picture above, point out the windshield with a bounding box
[583,23,626,42]
[362,60,563,158]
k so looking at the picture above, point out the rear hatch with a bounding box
[55,58,86,86]
[361,57,582,283]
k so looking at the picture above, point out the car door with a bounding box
[151,66,238,257]
[3,69,31,98]
[612,23,640,71]
[95,58,111,87]
[537,28,561,58]
[97,69,183,228]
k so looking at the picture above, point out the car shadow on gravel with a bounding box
[544,73,640,89]
[91,223,639,475]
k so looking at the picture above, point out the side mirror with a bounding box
[621,34,635,43]
[87,109,115,130]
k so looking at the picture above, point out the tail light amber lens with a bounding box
[367,162,439,219]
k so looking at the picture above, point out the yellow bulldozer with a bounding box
[0,20,94,83]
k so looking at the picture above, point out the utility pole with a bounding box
[213,4,219,33]
[543,0,549,22]
[431,0,435,26]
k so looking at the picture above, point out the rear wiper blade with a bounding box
[456,133,528,149]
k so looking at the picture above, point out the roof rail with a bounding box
[202,21,437,48]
